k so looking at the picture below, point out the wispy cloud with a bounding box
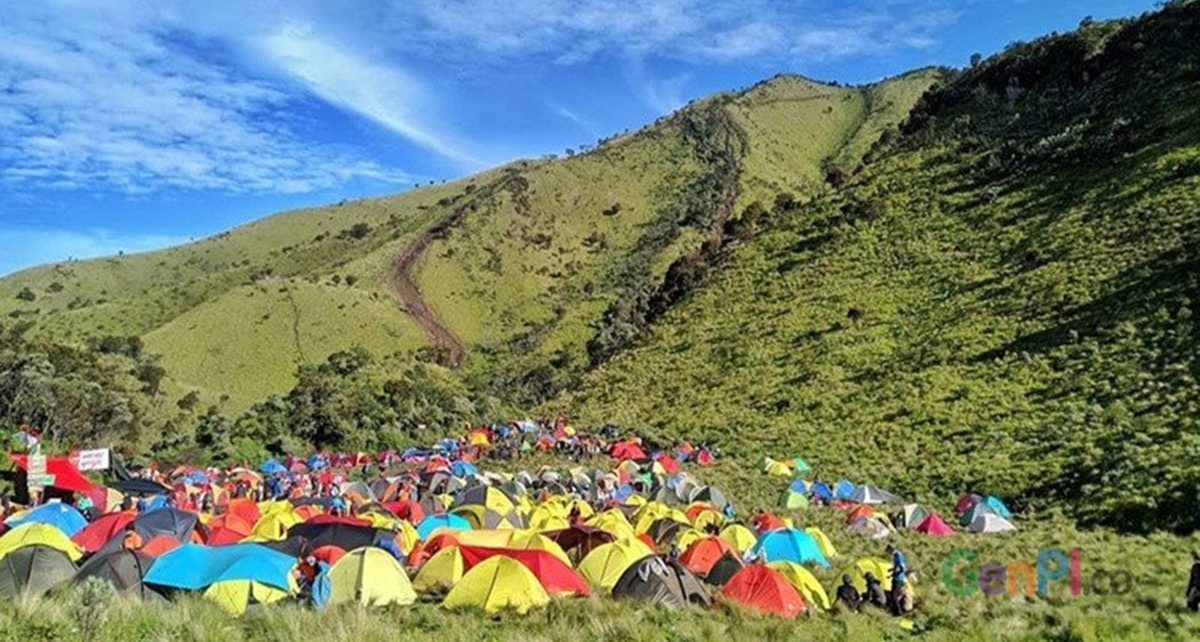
[0,2,411,197]
[259,24,482,169]
[0,225,188,276]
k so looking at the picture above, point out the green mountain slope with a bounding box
[0,71,940,411]
[560,2,1200,532]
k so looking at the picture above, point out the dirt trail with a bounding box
[387,230,468,368]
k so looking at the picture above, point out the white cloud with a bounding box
[0,226,188,276]
[259,24,481,168]
[0,2,413,197]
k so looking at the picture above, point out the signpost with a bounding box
[28,450,48,496]
[77,448,111,471]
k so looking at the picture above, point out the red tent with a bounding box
[721,564,806,618]
[955,493,982,515]
[749,512,786,533]
[653,453,680,474]
[313,545,347,566]
[382,500,425,525]
[458,546,590,597]
[680,536,735,576]
[9,454,98,494]
[611,441,647,461]
[304,514,372,527]
[72,510,136,553]
[695,450,715,466]
[915,511,956,537]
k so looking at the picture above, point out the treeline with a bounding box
[0,322,499,465]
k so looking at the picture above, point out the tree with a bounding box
[970,53,983,68]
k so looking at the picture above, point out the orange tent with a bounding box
[721,564,806,618]
[680,536,735,576]
[845,505,875,524]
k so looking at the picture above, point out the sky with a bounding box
[0,0,1161,275]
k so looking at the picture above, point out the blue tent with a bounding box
[833,480,857,500]
[788,479,809,493]
[808,482,833,501]
[4,501,88,537]
[183,471,207,485]
[416,513,471,539]
[451,461,479,477]
[613,484,636,502]
[306,454,328,470]
[750,528,830,568]
[983,496,1012,518]
[260,459,286,475]
[143,543,295,591]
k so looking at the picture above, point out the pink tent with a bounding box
[915,511,956,536]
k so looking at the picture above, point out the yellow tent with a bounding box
[718,524,757,554]
[413,546,464,594]
[587,510,636,540]
[326,547,417,607]
[691,509,725,532]
[675,528,705,552]
[843,557,893,592]
[768,561,831,611]
[804,527,839,559]
[527,505,569,532]
[0,523,83,561]
[452,505,522,530]
[249,510,300,542]
[764,459,792,477]
[442,555,550,614]
[632,504,688,534]
[578,538,653,592]
[204,579,292,615]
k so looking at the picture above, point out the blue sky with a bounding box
[0,0,1160,275]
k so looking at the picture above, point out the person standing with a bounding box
[886,543,910,615]
[1188,550,1200,611]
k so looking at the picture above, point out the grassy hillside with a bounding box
[560,2,1200,533]
[0,72,939,414]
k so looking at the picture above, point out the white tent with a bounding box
[850,485,904,505]
[967,513,1017,533]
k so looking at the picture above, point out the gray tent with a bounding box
[0,545,76,596]
[131,507,199,542]
[850,485,903,505]
[967,513,1017,533]
[611,556,712,609]
[74,549,157,597]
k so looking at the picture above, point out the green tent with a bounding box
[0,544,77,596]
[779,489,809,510]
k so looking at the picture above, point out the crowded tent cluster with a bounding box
[767,456,1020,538]
[0,422,897,619]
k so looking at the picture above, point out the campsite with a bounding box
[2,1,1199,640]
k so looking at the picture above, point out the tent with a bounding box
[703,551,743,587]
[543,526,613,563]
[611,556,711,609]
[111,478,171,497]
[72,510,137,553]
[131,508,199,542]
[850,485,903,505]
[763,459,791,477]
[286,521,382,551]
[778,488,809,510]
[833,480,857,501]
[417,513,471,539]
[646,518,689,547]
[74,549,155,595]
[451,486,516,514]
[458,546,589,597]
[578,538,654,592]
[955,493,982,515]
[808,482,833,502]
[804,527,839,559]
[5,501,88,537]
[143,543,295,591]
[451,505,525,530]
[688,486,729,512]
[915,511,956,536]
[982,496,1012,518]
[718,524,757,554]
[0,544,76,596]
[959,501,996,527]
[413,545,465,594]
[0,523,83,561]
[848,516,891,540]
[205,579,291,615]
[750,529,829,567]
[898,504,928,529]
[9,454,97,494]
[967,513,1017,533]
[767,561,831,611]
[721,564,806,618]
[442,555,550,614]
[325,547,416,607]
[842,557,892,592]
[680,536,736,577]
